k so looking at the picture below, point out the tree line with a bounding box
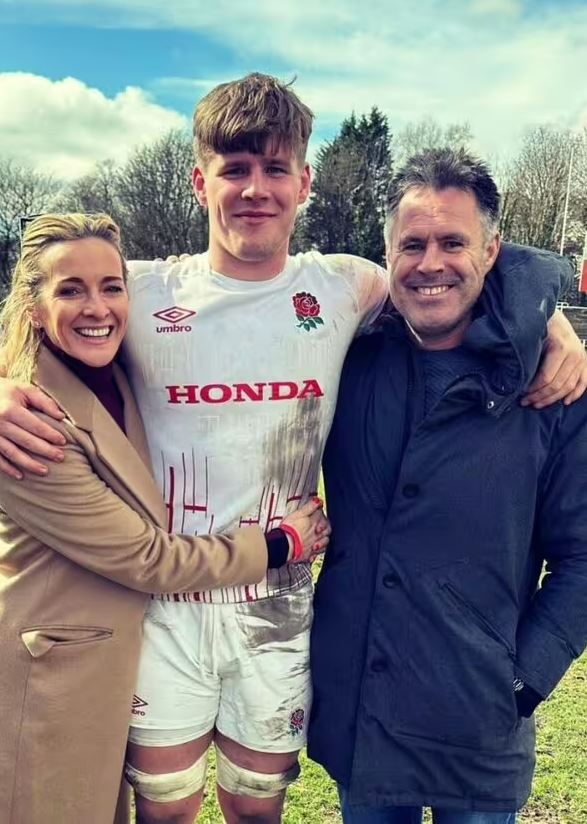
[1,112,586,302]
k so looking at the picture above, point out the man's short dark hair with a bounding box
[385,148,501,240]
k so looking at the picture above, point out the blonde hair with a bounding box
[0,213,127,383]
[194,72,314,168]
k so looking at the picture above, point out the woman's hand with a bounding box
[281,497,331,563]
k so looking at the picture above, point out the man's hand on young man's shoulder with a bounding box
[522,310,587,408]
[0,381,65,479]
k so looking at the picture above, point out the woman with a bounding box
[0,213,329,824]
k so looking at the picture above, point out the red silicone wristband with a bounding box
[279,523,304,562]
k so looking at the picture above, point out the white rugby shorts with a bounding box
[128,584,313,753]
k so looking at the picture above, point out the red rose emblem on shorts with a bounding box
[292,292,324,332]
[289,708,305,735]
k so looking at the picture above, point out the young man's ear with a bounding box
[297,163,312,206]
[192,167,207,208]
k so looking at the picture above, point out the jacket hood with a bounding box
[465,242,570,396]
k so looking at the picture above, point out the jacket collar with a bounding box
[35,345,96,432]
[35,345,166,527]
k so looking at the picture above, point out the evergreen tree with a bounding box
[302,108,393,264]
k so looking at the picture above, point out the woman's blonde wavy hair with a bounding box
[0,213,127,383]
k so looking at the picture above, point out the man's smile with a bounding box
[412,284,455,296]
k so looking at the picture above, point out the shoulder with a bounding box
[300,251,386,283]
[0,414,93,515]
[30,412,90,450]
[495,242,573,288]
[291,253,388,325]
[498,242,571,269]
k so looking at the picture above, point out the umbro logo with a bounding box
[132,695,149,716]
[153,306,195,333]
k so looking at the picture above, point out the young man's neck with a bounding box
[208,245,290,282]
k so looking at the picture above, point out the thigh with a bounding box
[128,599,219,746]
[217,586,313,752]
[338,787,423,824]
[433,811,517,824]
[127,731,213,773]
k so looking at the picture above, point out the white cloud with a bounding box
[277,3,587,159]
[2,1,587,169]
[126,0,587,159]
[0,73,188,179]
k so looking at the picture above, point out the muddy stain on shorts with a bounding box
[236,590,313,650]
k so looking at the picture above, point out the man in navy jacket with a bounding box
[308,148,587,824]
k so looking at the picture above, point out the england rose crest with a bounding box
[289,708,305,736]
[292,292,324,332]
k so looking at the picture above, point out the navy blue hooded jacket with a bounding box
[308,244,587,812]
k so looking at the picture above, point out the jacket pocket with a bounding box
[441,582,515,658]
[20,625,113,658]
[391,575,518,749]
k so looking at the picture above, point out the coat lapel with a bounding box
[113,363,154,472]
[35,346,166,528]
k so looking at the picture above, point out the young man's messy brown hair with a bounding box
[193,73,314,168]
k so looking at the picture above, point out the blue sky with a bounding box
[1,0,586,179]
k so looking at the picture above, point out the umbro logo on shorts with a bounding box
[153,306,196,333]
[132,695,149,716]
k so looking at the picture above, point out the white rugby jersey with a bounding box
[123,251,388,604]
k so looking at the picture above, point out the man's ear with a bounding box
[192,166,207,208]
[297,163,312,206]
[485,233,501,271]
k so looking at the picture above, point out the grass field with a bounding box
[180,655,587,823]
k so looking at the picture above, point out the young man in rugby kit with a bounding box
[0,74,585,824]
[120,74,388,824]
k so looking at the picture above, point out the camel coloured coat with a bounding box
[0,346,267,824]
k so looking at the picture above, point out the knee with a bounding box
[216,745,300,823]
[215,744,300,800]
[126,753,207,823]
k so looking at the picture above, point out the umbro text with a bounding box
[156,324,192,333]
